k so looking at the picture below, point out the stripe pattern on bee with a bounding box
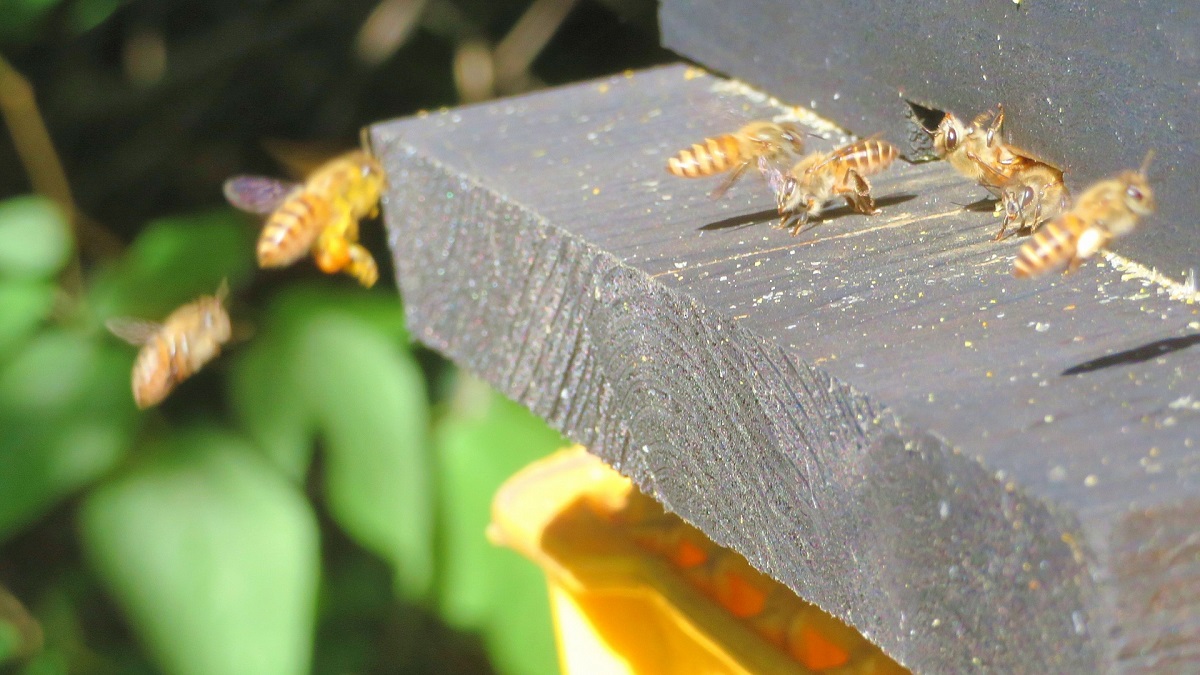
[666,120,807,199]
[107,284,232,409]
[224,149,386,287]
[1013,153,1155,278]
[764,137,899,235]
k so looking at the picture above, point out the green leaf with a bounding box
[229,283,429,592]
[67,0,122,34]
[0,0,60,45]
[298,313,433,599]
[229,284,409,481]
[433,376,564,675]
[227,335,312,481]
[0,280,56,362]
[79,429,320,675]
[269,284,410,343]
[0,621,18,664]
[87,210,254,322]
[0,332,135,541]
[0,330,91,412]
[0,196,71,280]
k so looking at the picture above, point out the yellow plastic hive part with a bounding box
[488,446,910,675]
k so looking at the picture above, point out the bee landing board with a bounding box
[660,0,1200,287]
[372,65,1200,674]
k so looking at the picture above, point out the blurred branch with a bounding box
[0,56,75,211]
[493,0,578,92]
[449,0,577,102]
[0,54,124,265]
[356,0,429,66]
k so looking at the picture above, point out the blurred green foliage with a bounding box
[0,187,570,674]
[0,0,668,671]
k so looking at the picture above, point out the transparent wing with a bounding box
[223,176,299,214]
[106,317,161,345]
[758,156,788,200]
[707,161,751,200]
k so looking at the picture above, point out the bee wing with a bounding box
[106,317,161,345]
[707,161,751,200]
[805,133,884,174]
[965,149,1035,192]
[223,176,300,215]
[757,156,786,196]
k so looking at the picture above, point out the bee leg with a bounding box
[776,208,804,236]
[843,171,879,215]
[789,214,812,237]
[993,192,1017,241]
[313,227,351,274]
[985,104,1006,148]
[1027,189,1046,233]
[778,210,801,233]
[787,199,821,237]
[1063,255,1084,276]
[346,243,379,288]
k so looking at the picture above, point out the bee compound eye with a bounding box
[1126,186,1144,201]
[945,127,958,150]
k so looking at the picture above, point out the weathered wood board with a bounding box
[660,0,1200,283]
[371,65,1200,673]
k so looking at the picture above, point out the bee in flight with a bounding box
[666,120,807,198]
[107,283,232,409]
[763,137,899,235]
[931,105,1069,239]
[224,149,386,287]
[1013,152,1155,278]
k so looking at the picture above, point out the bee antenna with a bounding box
[1138,149,1156,177]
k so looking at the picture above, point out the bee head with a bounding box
[202,298,233,343]
[1122,172,1156,216]
[933,114,965,156]
[778,122,806,155]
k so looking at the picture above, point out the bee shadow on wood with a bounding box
[699,208,779,231]
[1061,333,1200,376]
[698,194,918,233]
[959,197,1001,213]
[818,193,918,221]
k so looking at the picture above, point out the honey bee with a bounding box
[971,156,1070,240]
[107,283,232,409]
[666,120,807,198]
[764,137,899,235]
[933,105,1070,239]
[1013,152,1155,278]
[224,149,386,287]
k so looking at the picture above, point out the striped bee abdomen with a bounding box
[667,135,744,178]
[257,192,330,267]
[830,139,899,176]
[1013,214,1089,278]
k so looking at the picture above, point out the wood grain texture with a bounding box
[371,65,1200,673]
[660,0,1200,283]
